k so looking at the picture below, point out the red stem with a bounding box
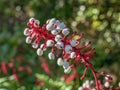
[89,66,100,90]
[80,67,88,80]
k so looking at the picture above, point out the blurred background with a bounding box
[0,0,120,90]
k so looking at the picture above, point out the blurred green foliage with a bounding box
[0,0,120,89]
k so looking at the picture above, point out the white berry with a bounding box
[104,82,110,88]
[46,19,50,24]
[85,80,90,88]
[56,22,65,30]
[70,39,78,47]
[65,45,72,53]
[46,40,54,47]
[48,52,55,60]
[46,23,54,31]
[32,43,38,48]
[63,61,69,69]
[55,35,62,42]
[40,44,46,51]
[64,66,71,74]
[57,58,64,66]
[55,20,60,25]
[82,83,86,88]
[51,29,59,35]
[35,20,40,25]
[37,48,43,56]
[105,75,111,80]
[118,82,120,87]
[56,42,64,49]
[70,52,76,59]
[78,87,83,90]
[26,37,32,44]
[29,18,35,23]
[24,28,30,36]
[49,18,56,24]
[62,28,70,36]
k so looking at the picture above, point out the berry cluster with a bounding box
[78,80,95,90]
[24,18,94,73]
[24,18,108,90]
[78,76,120,90]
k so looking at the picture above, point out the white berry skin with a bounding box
[70,52,76,59]
[46,23,54,31]
[35,20,40,25]
[57,29,62,33]
[90,80,94,85]
[78,87,83,90]
[82,83,86,88]
[48,52,55,60]
[29,18,35,23]
[57,58,64,66]
[56,22,66,30]
[40,44,46,51]
[49,18,56,24]
[51,30,59,35]
[64,66,71,74]
[37,48,43,56]
[85,80,90,88]
[24,28,30,36]
[105,75,111,80]
[55,20,60,26]
[85,80,90,84]
[118,82,120,87]
[63,61,69,69]
[65,45,72,53]
[86,84,90,88]
[55,35,62,42]
[62,28,70,36]
[26,37,32,44]
[32,43,39,48]
[56,42,64,49]
[104,82,110,88]
[70,40,78,47]
[46,19,50,24]
[46,40,54,47]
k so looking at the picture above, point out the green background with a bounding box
[0,0,120,90]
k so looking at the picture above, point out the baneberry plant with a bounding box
[78,77,120,90]
[24,18,113,90]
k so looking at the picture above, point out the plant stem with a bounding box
[89,66,100,90]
